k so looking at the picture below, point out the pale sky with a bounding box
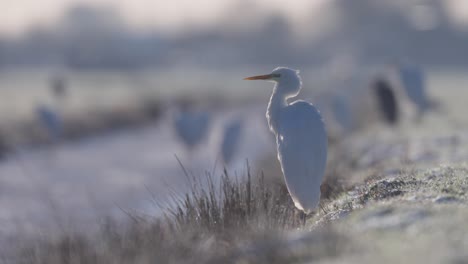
[2,0,468,37]
[0,0,327,36]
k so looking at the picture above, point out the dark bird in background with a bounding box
[372,77,399,124]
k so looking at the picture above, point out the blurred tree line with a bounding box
[0,0,467,70]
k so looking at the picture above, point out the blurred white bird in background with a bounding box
[36,104,63,142]
[319,53,362,139]
[173,102,212,154]
[220,117,244,165]
[396,62,432,117]
[35,74,69,143]
[244,67,328,213]
[391,61,442,124]
[371,62,435,125]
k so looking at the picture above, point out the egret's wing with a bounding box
[277,101,328,212]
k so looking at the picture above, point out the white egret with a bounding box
[396,63,430,116]
[244,67,328,213]
[36,104,63,142]
[220,117,243,165]
[173,105,211,153]
[36,75,69,143]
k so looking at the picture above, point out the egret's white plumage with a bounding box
[173,108,211,151]
[245,67,327,213]
[220,117,243,165]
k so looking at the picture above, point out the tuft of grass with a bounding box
[12,165,310,263]
[166,167,303,236]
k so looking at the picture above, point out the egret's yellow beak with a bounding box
[243,74,273,80]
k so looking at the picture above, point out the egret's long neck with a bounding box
[266,84,288,135]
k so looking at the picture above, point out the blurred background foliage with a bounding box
[1,0,468,70]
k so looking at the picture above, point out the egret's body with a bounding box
[220,117,243,165]
[245,67,327,213]
[173,109,211,151]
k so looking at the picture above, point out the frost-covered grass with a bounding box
[9,79,468,263]
[12,166,312,263]
[15,157,468,263]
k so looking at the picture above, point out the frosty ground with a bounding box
[3,70,468,262]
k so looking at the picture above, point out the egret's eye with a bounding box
[271,74,281,78]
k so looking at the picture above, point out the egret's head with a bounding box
[244,67,302,98]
